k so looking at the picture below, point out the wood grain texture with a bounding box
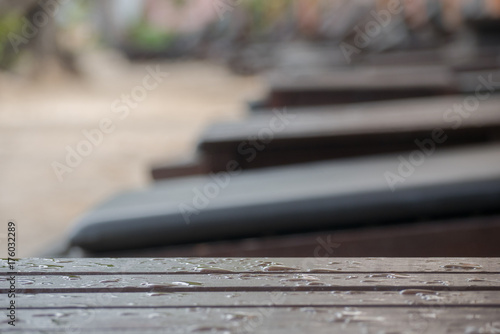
[1,308,500,333]
[2,258,499,274]
[1,258,499,333]
[3,273,500,293]
[10,291,500,308]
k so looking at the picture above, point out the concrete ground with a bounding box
[0,56,262,257]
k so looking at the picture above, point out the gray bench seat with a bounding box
[70,143,500,252]
[152,95,500,180]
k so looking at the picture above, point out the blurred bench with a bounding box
[152,95,500,181]
[67,143,500,255]
[354,47,500,71]
[2,257,499,333]
[83,215,500,258]
[255,65,456,109]
[252,65,500,109]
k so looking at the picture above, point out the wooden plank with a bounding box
[11,291,500,308]
[1,258,499,333]
[2,273,500,293]
[2,258,499,274]
[2,308,500,333]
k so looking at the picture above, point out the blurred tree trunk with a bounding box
[0,0,77,75]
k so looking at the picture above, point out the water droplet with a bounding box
[190,326,231,333]
[467,278,487,282]
[120,312,139,316]
[197,268,233,274]
[442,263,482,270]
[388,273,411,279]
[141,283,173,289]
[400,289,437,295]
[419,294,443,301]
[366,274,387,278]
[308,268,337,273]
[33,312,69,318]
[332,309,384,323]
[224,312,256,321]
[172,281,203,286]
[38,264,64,269]
[147,292,171,296]
[281,275,319,282]
[264,265,300,272]
[424,280,450,286]
[99,279,121,283]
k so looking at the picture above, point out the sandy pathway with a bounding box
[0,59,263,256]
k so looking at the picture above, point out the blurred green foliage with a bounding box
[172,0,187,7]
[128,19,175,51]
[241,0,293,34]
[0,11,24,68]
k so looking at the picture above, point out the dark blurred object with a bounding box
[67,143,500,255]
[212,0,500,75]
[84,215,500,257]
[467,18,500,47]
[254,65,455,109]
[252,54,500,109]
[0,0,78,73]
[152,95,500,180]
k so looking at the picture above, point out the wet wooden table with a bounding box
[1,258,499,333]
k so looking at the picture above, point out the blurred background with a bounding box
[1,0,500,257]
